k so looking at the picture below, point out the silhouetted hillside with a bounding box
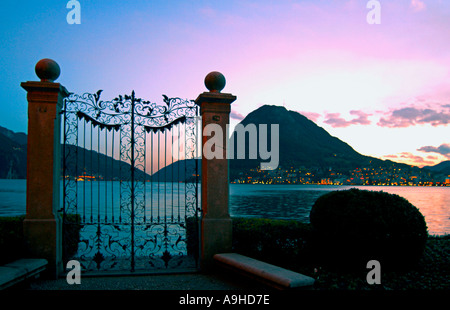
[0,126,27,146]
[0,126,27,179]
[62,144,151,180]
[229,105,393,177]
[149,158,200,182]
[423,160,450,175]
[0,114,445,182]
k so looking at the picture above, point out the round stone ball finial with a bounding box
[204,71,226,93]
[35,58,60,82]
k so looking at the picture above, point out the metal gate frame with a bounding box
[61,90,201,274]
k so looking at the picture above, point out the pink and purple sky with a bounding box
[1,0,449,167]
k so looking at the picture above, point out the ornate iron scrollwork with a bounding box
[62,90,200,274]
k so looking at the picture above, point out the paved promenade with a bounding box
[26,271,270,291]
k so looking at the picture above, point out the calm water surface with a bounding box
[229,184,450,236]
[0,180,448,236]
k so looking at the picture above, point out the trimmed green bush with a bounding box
[62,214,82,260]
[232,217,313,270]
[0,214,82,265]
[186,216,200,258]
[0,216,26,265]
[309,188,428,270]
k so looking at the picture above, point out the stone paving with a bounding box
[25,271,270,291]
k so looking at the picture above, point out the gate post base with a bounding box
[23,218,63,279]
[21,59,68,280]
[200,217,232,272]
[196,72,237,273]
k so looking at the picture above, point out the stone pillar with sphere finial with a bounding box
[195,72,237,271]
[21,59,69,278]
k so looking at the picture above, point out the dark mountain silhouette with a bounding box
[62,144,151,181]
[0,126,28,146]
[153,106,436,181]
[149,158,200,182]
[0,126,27,179]
[0,125,151,181]
[64,143,199,182]
[228,105,396,178]
[423,160,450,175]
[1,107,446,182]
[0,125,186,181]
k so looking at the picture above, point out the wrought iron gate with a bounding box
[61,90,201,274]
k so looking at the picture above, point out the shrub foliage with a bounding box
[62,214,82,261]
[0,216,26,265]
[0,215,82,265]
[232,217,313,270]
[309,188,428,270]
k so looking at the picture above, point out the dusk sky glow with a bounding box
[1,0,449,167]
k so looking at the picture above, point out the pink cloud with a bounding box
[382,152,436,167]
[410,0,426,12]
[298,111,321,122]
[377,105,450,128]
[399,152,436,166]
[349,110,372,125]
[417,143,450,159]
[383,154,399,159]
[323,110,371,128]
[230,110,245,121]
[324,113,349,128]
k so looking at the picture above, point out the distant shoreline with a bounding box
[231,182,450,187]
[1,179,449,187]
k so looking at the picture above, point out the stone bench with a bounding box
[213,253,315,290]
[0,259,48,290]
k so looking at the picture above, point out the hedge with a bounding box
[0,215,82,265]
[0,215,26,265]
[309,188,428,271]
[231,217,313,272]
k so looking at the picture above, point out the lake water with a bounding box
[230,184,450,236]
[1,179,449,236]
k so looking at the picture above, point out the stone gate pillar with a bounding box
[21,59,69,278]
[195,72,237,271]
